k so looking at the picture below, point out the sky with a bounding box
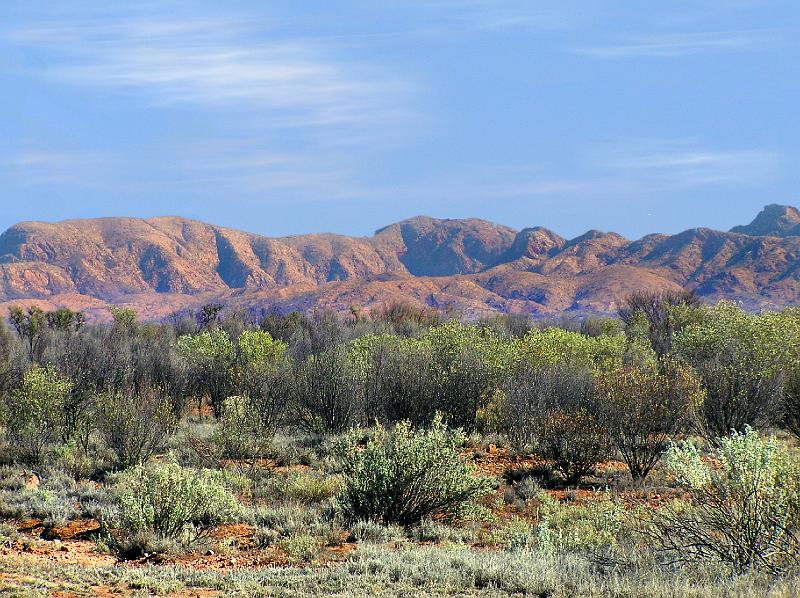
[2,1,799,240]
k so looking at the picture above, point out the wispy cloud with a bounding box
[167,140,355,196]
[595,138,780,186]
[575,30,777,58]
[2,151,109,186]
[8,17,410,129]
[424,1,592,31]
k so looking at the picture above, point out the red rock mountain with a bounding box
[1,205,799,320]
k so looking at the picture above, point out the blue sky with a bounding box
[2,1,799,239]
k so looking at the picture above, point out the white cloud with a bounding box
[575,30,776,58]
[595,139,780,187]
[8,17,410,129]
[3,151,108,186]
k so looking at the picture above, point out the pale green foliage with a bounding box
[347,333,422,380]
[487,516,534,551]
[515,327,625,369]
[4,366,72,464]
[236,330,287,369]
[177,329,236,417]
[113,462,242,550]
[278,531,320,561]
[351,519,405,544]
[533,491,631,554]
[675,302,787,436]
[178,329,288,419]
[596,360,703,480]
[655,427,800,573]
[340,414,494,526]
[675,301,798,378]
[109,307,139,332]
[422,320,516,376]
[214,395,270,461]
[486,491,632,554]
[177,329,235,363]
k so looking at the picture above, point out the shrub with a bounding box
[411,519,475,545]
[596,360,703,481]
[352,335,439,426]
[284,471,340,504]
[485,517,533,551]
[3,366,72,464]
[292,348,361,434]
[95,390,178,469]
[618,289,704,358]
[782,366,800,439]
[112,461,242,556]
[278,531,320,561]
[340,414,493,526]
[693,355,781,440]
[516,327,625,370]
[675,302,785,439]
[504,364,609,485]
[177,329,235,418]
[533,490,631,555]
[0,469,109,528]
[649,427,800,574]
[214,364,292,462]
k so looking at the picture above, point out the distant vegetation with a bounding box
[2,295,800,595]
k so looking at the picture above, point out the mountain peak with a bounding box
[731,204,800,237]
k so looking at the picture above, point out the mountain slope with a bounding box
[1,206,799,320]
[731,204,800,237]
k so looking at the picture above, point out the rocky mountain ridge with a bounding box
[1,205,799,320]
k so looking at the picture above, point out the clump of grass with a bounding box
[350,520,405,544]
[279,531,320,562]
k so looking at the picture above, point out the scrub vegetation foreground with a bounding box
[2,294,800,596]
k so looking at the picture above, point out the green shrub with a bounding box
[504,364,609,485]
[533,491,631,555]
[485,516,533,551]
[284,471,340,503]
[340,414,493,526]
[278,531,320,561]
[3,366,72,464]
[411,519,474,545]
[596,360,703,481]
[95,390,178,469]
[213,395,272,461]
[650,427,800,574]
[111,461,242,556]
[0,468,108,528]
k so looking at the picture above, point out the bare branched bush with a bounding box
[596,360,703,481]
[618,289,703,357]
[292,348,362,434]
[694,353,781,441]
[95,389,178,469]
[504,364,609,485]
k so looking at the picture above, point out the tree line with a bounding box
[1,293,800,484]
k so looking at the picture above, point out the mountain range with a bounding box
[1,204,799,321]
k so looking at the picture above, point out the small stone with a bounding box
[205,549,215,556]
